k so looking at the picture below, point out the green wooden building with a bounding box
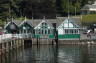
[34,19,54,38]
[5,18,34,38]
[4,17,81,39]
[19,19,34,38]
[4,21,19,34]
[57,18,80,39]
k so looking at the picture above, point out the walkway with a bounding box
[0,34,12,43]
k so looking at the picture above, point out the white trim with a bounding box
[89,9,96,11]
[19,20,26,26]
[34,19,53,29]
[19,20,33,28]
[57,18,79,29]
[4,21,18,29]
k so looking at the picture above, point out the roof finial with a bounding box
[6,17,9,22]
[24,16,27,21]
[43,16,45,20]
[32,16,34,20]
[56,15,57,19]
[68,0,70,19]
[12,17,14,22]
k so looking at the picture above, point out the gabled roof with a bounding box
[5,17,81,29]
[32,19,62,27]
[57,18,79,29]
[4,21,18,29]
[19,20,33,27]
[81,4,96,10]
[34,19,54,29]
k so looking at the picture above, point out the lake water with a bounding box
[1,44,96,63]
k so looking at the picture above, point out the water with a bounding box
[1,45,96,63]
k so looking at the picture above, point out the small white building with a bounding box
[81,1,96,15]
[57,18,80,39]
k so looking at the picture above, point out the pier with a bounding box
[0,37,96,63]
[0,33,96,56]
[0,16,96,63]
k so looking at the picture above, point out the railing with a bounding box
[12,33,34,39]
[0,33,34,43]
[0,34,12,43]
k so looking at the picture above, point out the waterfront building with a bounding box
[34,19,54,38]
[4,17,81,39]
[19,19,34,38]
[81,1,96,15]
[57,18,80,39]
[4,18,34,38]
[4,21,19,34]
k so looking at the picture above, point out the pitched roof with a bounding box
[4,21,18,29]
[81,4,96,10]
[19,20,33,27]
[57,18,79,29]
[5,17,81,28]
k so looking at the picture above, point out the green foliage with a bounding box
[82,14,96,26]
[59,0,92,16]
[0,0,95,26]
[0,20,4,27]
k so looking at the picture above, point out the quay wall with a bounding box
[0,38,96,56]
[0,39,24,56]
[31,38,96,45]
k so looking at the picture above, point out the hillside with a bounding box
[82,14,96,26]
[0,0,96,26]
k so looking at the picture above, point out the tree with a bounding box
[59,0,91,16]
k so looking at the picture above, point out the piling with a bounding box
[52,23,58,46]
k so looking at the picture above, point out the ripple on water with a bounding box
[1,45,96,63]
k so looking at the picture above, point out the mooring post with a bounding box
[13,40,16,48]
[55,30,58,46]
[11,40,13,50]
[5,42,7,51]
[2,43,4,53]
[37,37,39,45]
[0,43,2,55]
[52,23,58,45]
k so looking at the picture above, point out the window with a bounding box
[45,30,47,34]
[75,30,78,34]
[65,29,68,34]
[24,30,26,33]
[20,30,23,33]
[45,23,47,26]
[65,29,75,34]
[36,29,39,34]
[42,30,43,34]
[39,29,41,34]
[77,30,79,34]
[74,30,76,34]
[69,30,71,34]
[71,30,74,34]
[48,30,50,34]
[42,23,44,26]
[28,30,30,33]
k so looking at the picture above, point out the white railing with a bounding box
[12,33,34,39]
[0,34,12,43]
[0,33,34,43]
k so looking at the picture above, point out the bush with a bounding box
[82,14,96,26]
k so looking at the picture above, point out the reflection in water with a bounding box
[1,44,96,63]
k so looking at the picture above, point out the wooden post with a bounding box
[0,43,2,55]
[6,42,9,52]
[52,23,58,45]
[11,40,13,50]
[2,43,5,54]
